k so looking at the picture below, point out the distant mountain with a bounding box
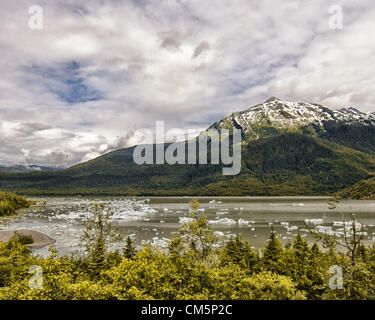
[0,164,64,173]
[1,97,375,196]
[210,97,375,156]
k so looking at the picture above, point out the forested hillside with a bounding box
[1,98,375,197]
[1,132,375,196]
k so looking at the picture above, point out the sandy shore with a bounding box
[0,229,56,249]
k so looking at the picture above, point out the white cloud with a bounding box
[0,0,374,166]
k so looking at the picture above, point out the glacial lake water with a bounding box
[1,196,375,256]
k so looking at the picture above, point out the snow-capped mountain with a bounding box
[210,97,375,140]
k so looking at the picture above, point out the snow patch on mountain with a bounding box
[210,97,375,139]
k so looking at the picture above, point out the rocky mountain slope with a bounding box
[210,97,375,140]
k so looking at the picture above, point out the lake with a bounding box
[1,196,375,256]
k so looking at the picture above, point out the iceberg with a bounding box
[178,217,195,224]
[208,218,237,225]
[216,211,228,215]
[238,218,249,226]
[305,218,324,225]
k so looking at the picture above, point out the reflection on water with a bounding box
[1,196,375,256]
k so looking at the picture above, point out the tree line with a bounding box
[0,199,374,300]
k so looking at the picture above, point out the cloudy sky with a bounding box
[0,0,374,167]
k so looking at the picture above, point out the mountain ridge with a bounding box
[210,97,375,141]
[1,97,375,197]
[0,164,65,173]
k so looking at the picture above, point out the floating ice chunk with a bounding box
[238,218,249,226]
[143,237,170,249]
[316,226,334,235]
[344,221,363,229]
[287,225,298,231]
[213,231,225,238]
[111,209,155,222]
[305,218,324,225]
[49,198,157,224]
[216,211,228,215]
[208,218,237,225]
[178,217,195,224]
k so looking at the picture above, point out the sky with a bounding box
[0,0,374,167]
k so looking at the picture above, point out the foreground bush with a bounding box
[0,199,374,300]
[0,192,30,216]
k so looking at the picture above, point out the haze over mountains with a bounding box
[0,162,64,173]
[1,97,375,198]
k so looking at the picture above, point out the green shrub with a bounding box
[0,192,30,216]
[12,233,34,245]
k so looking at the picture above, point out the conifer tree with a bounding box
[123,236,137,260]
[219,234,259,273]
[88,235,106,276]
[293,233,310,272]
[262,227,284,274]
